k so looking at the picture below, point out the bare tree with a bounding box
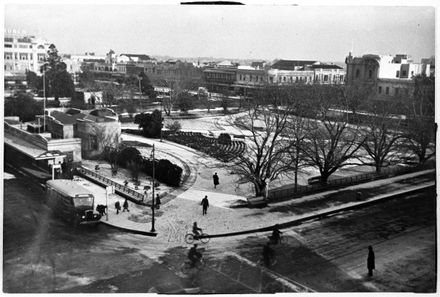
[90,124,121,156]
[301,85,365,184]
[100,82,121,107]
[227,86,295,197]
[220,92,230,114]
[360,101,403,173]
[339,83,373,118]
[402,75,436,164]
[285,103,311,192]
[158,75,192,116]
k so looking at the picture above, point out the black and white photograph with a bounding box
[2,1,437,294]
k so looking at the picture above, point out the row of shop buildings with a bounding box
[4,29,434,102]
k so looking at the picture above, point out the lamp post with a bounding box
[150,144,156,233]
[43,67,46,132]
[138,75,143,112]
[160,99,163,142]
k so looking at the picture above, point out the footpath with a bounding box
[76,134,435,243]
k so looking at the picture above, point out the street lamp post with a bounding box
[150,144,156,233]
[43,68,46,132]
[160,99,163,142]
[138,75,143,112]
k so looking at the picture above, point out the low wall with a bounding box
[268,163,435,202]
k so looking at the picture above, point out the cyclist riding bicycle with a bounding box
[262,242,275,266]
[188,244,202,267]
[269,224,282,244]
[192,222,203,238]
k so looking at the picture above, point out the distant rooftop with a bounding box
[120,54,151,61]
[271,59,318,70]
[50,110,86,125]
[309,63,343,70]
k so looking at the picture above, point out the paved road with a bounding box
[3,168,297,293]
[3,165,436,293]
[226,187,436,292]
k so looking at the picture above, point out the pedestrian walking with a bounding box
[367,246,375,277]
[115,201,121,214]
[201,195,209,215]
[156,194,161,209]
[96,204,107,217]
[122,199,130,212]
[213,172,219,189]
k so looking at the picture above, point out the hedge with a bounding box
[142,158,183,187]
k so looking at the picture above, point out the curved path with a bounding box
[91,133,435,246]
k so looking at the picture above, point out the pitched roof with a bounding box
[310,64,343,69]
[271,59,317,70]
[120,54,151,61]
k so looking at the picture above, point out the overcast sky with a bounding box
[4,4,436,62]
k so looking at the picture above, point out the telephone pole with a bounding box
[151,144,156,233]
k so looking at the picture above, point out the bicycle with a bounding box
[268,234,285,245]
[181,258,204,275]
[185,232,210,244]
[257,255,277,267]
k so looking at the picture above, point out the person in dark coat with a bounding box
[201,195,209,215]
[115,201,121,214]
[122,199,130,212]
[156,194,161,209]
[96,204,107,217]
[367,246,375,277]
[213,173,219,189]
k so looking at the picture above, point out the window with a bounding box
[324,75,328,82]
[5,44,12,48]
[385,87,389,95]
[411,71,414,76]
[395,88,399,96]
[368,69,373,78]
[38,45,45,49]
[355,69,360,78]
[402,70,407,76]
[396,71,400,78]
[378,86,382,94]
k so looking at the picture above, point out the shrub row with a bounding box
[117,147,182,187]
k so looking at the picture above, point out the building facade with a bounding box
[76,108,121,158]
[345,53,432,100]
[4,29,51,74]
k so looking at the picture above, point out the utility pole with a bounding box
[151,144,156,233]
[43,67,46,132]
[160,100,163,142]
[138,75,143,112]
